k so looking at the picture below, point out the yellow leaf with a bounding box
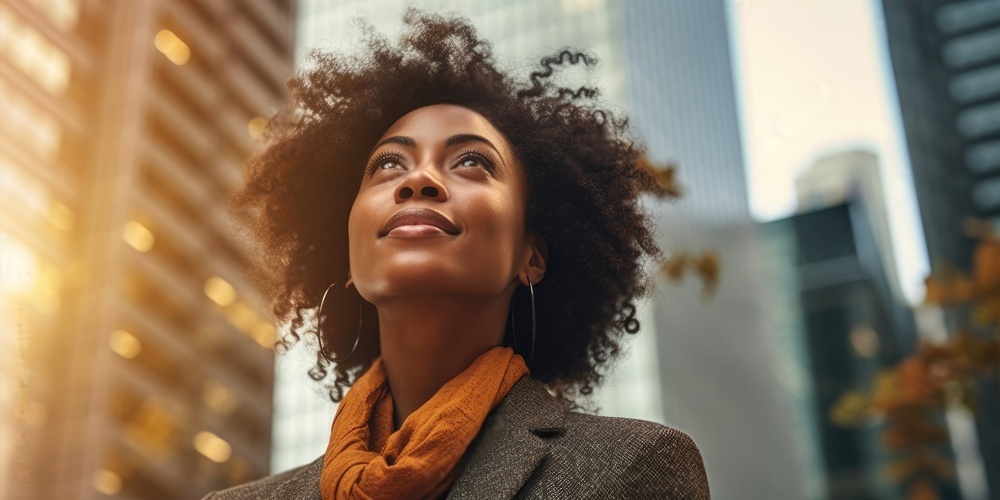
[829,390,871,428]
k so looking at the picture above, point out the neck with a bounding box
[377,294,510,429]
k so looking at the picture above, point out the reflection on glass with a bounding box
[109,329,142,359]
[0,4,72,94]
[123,220,155,252]
[0,80,62,160]
[91,468,123,496]
[204,276,236,307]
[154,29,191,66]
[194,430,232,463]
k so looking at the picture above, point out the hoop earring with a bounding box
[510,278,537,363]
[317,281,362,363]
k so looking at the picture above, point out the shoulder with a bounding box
[200,455,324,500]
[485,376,710,498]
[549,412,711,499]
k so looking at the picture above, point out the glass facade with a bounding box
[882,0,1000,496]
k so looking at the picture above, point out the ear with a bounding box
[518,233,548,286]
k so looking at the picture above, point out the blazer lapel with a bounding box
[446,376,567,499]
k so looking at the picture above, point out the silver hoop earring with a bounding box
[510,278,537,363]
[317,282,362,363]
[528,280,536,363]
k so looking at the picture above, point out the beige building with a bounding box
[795,149,903,302]
[1,0,294,498]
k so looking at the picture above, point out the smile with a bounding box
[379,208,461,237]
[384,224,455,237]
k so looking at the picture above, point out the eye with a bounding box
[365,152,404,175]
[378,159,402,170]
[456,148,496,173]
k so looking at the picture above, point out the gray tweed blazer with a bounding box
[203,376,710,499]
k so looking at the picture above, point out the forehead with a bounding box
[378,104,506,145]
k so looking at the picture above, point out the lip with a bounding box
[379,208,460,237]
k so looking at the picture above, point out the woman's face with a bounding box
[348,104,534,304]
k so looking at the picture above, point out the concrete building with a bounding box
[619,1,822,498]
[0,0,294,498]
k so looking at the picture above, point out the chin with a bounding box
[363,268,504,302]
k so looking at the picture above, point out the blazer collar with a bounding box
[285,376,566,500]
[445,376,568,499]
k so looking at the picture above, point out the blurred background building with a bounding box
[882,1,1000,497]
[761,199,920,499]
[795,149,903,302]
[620,1,823,498]
[1,0,294,498]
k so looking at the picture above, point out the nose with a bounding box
[394,164,449,203]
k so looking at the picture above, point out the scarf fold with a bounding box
[321,346,529,500]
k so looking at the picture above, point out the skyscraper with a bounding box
[795,149,903,302]
[620,1,823,498]
[882,0,1000,270]
[1,1,295,498]
[882,1,1000,497]
[761,201,921,500]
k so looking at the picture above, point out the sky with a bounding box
[728,0,930,305]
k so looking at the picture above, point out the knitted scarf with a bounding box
[320,346,529,499]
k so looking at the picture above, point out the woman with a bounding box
[205,8,709,500]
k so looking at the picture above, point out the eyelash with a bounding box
[364,148,496,176]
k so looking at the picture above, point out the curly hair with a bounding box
[229,8,673,407]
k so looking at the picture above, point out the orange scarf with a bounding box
[321,346,529,500]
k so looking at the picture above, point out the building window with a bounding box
[936,0,1000,35]
[972,176,1000,211]
[957,101,1000,138]
[966,139,1000,174]
[942,27,1000,69]
[0,4,72,95]
[949,63,1000,102]
[26,0,80,31]
[0,80,62,159]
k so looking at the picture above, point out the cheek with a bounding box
[472,190,526,252]
[347,195,374,262]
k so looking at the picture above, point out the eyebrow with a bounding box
[370,134,504,162]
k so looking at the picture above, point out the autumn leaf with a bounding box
[833,229,999,500]
[972,236,1000,294]
[829,390,872,428]
[898,359,930,403]
[660,252,687,282]
[907,478,940,500]
[637,155,682,197]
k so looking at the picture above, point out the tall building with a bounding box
[1,1,295,498]
[761,202,923,500]
[273,0,667,473]
[620,1,825,498]
[881,1,1000,497]
[881,0,1000,269]
[795,149,903,303]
